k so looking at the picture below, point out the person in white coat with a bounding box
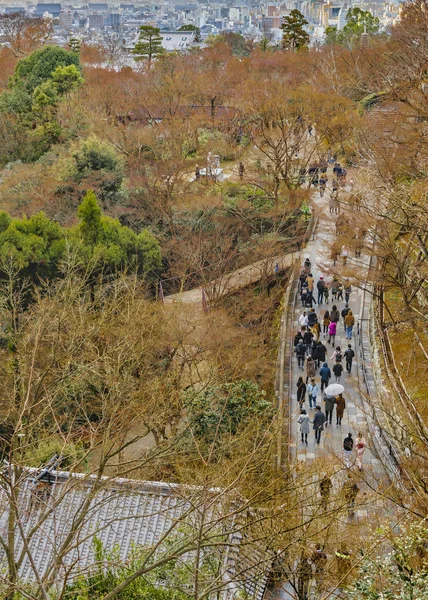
[299,311,309,328]
[297,409,311,444]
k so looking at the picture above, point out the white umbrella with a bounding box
[324,383,344,396]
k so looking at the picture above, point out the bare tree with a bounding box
[0,13,52,56]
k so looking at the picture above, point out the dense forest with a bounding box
[0,1,427,598]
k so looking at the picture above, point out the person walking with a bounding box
[302,327,314,356]
[294,330,303,348]
[331,279,339,301]
[314,340,327,368]
[343,433,354,467]
[313,406,326,444]
[309,378,319,409]
[299,311,309,328]
[312,544,327,593]
[305,292,317,308]
[335,545,352,583]
[328,320,336,345]
[299,270,308,292]
[330,304,340,324]
[355,431,367,471]
[297,409,311,444]
[319,362,331,392]
[323,285,329,304]
[336,393,346,425]
[317,276,326,305]
[305,356,316,384]
[297,555,312,600]
[306,273,314,293]
[342,476,359,516]
[336,284,343,301]
[324,394,336,426]
[345,310,355,339]
[307,308,318,328]
[330,346,342,363]
[319,476,332,510]
[311,321,320,343]
[322,310,330,337]
[341,304,351,331]
[297,377,307,408]
[333,361,343,382]
[300,285,308,306]
[344,344,355,374]
[296,340,306,369]
[344,280,352,303]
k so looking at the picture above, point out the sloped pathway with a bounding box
[164,252,300,304]
[267,173,401,600]
[288,184,390,501]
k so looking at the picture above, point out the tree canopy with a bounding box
[325,8,379,46]
[178,24,201,43]
[10,45,81,94]
[281,10,310,51]
[133,25,165,67]
[0,191,161,284]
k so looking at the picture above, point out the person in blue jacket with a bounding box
[319,362,331,392]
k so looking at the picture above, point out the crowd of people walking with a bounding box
[294,257,367,473]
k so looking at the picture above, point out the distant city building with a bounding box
[35,3,62,17]
[88,12,104,29]
[160,29,197,51]
[88,3,108,10]
[59,10,73,29]
[4,6,26,14]
[107,12,120,29]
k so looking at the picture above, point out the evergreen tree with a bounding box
[281,10,310,51]
[68,37,81,53]
[132,25,165,68]
[324,8,379,46]
[344,7,379,36]
[178,24,201,43]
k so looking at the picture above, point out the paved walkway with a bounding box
[164,252,300,304]
[269,174,401,600]
[288,185,386,487]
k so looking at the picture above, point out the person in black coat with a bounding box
[296,341,306,369]
[333,361,343,382]
[294,331,303,348]
[302,328,314,355]
[296,377,307,407]
[344,344,355,374]
[314,341,327,367]
[307,309,318,327]
[305,293,317,308]
[313,406,326,444]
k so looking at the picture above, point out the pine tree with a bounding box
[281,10,310,51]
[178,24,201,43]
[132,25,165,68]
[68,37,81,53]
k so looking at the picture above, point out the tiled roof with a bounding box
[0,469,270,599]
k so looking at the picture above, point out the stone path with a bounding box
[164,252,300,304]
[288,184,389,490]
[268,172,401,600]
